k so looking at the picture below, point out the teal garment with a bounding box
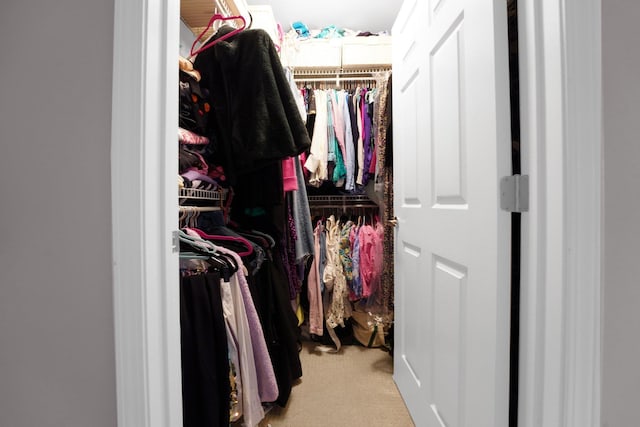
[243,207,267,216]
[332,140,346,185]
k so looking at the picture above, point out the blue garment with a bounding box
[342,91,356,191]
[292,155,314,262]
[362,89,374,186]
[319,225,327,292]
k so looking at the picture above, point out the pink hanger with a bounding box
[186,227,254,257]
[190,13,247,57]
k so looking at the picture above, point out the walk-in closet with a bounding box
[173,0,525,425]
[177,0,407,426]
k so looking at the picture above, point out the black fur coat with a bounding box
[194,27,311,184]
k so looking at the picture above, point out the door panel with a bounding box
[392,0,512,426]
[432,255,467,427]
[431,16,466,207]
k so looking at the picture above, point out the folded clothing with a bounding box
[181,170,219,190]
[179,127,210,145]
[179,145,209,175]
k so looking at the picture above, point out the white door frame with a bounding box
[517,1,601,426]
[110,0,182,426]
[109,0,602,426]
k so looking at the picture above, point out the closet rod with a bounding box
[295,76,379,83]
[179,206,221,212]
[308,195,373,203]
[292,66,391,75]
[308,204,378,209]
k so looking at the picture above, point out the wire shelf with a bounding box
[179,187,225,201]
[293,66,391,85]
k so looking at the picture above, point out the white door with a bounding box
[392,0,512,426]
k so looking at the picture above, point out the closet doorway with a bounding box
[110,0,603,426]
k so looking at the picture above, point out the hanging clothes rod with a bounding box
[308,204,378,210]
[179,205,221,212]
[293,66,391,76]
[307,195,379,211]
[308,195,373,203]
[296,76,380,83]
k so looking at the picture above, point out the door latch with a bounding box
[172,230,180,253]
[500,174,529,213]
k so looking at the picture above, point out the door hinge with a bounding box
[500,174,529,213]
[172,230,180,253]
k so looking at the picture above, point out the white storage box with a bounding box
[341,35,392,67]
[285,38,343,68]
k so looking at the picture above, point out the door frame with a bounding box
[517,1,601,426]
[109,0,602,426]
[110,0,182,426]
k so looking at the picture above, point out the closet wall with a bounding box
[602,1,640,425]
[0,1,117,426]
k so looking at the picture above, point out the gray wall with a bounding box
[180,19,198,58]
[602,2,640,426]
[0,1,117,426]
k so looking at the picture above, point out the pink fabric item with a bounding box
[298,152,309,179]
[355,89,365,185]
[330,91,347,163]
[282,157,298,192]
[358,223,383,298]
[369,147,377,174]
[179,127,210,145]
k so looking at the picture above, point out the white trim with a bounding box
[561,0,602,425]
[111,0,181,426]
[518,0,602,426]
[517,1,546,424]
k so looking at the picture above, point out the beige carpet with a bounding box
[259,340,415,427]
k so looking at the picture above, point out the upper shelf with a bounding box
[181,0,392,69]
[181,0,250,39]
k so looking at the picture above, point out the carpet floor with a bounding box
[259,340,415,427]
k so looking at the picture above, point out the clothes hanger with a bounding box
[179,209,188,228]
[186,227,254,257]
[189,13,247,58]
[193,210,200,228]
[248,229,276,248]
[178,229,217,255]
[179,251,211,260]
[180,228,237,274]
[235,230,269,249]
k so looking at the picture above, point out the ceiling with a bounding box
[245,0,402,34]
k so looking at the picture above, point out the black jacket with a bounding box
[194,27,311,183]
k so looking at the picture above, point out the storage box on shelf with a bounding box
[283,34,391,69]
